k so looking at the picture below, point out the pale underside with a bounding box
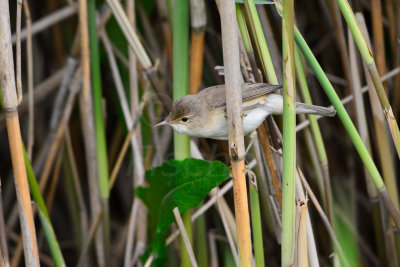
[171,94,284,140]
[168,83,333,140]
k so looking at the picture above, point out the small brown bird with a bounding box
[156,83,335,140]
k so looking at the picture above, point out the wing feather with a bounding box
[200,83,282,109]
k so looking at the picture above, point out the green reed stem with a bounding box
[281,0,296,264]
[88,0,110,261]
[173,1,192,266]
[294,48,334,221]
[292,25,400,228]
[88,0,109,200]
[249,175,265,267]
[23,146,66,266]
[293,27,384,189]
[243,0,278,84]
[335,0,400,160]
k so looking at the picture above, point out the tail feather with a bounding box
[295,103,336,117]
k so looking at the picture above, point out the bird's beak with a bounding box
[155,119,169,127]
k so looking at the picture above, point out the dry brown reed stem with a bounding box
[0,182,10,267]
[298,114,325,203]
[216,193,239,266]
[364,62,399,205]
[189,0,206,94]
[208,232,219,267]
[108,88,150,188]
[45,149,63,210]
[294,168,319,266]
[238,16,282,210]
[47,0,66,67]
[76,209,103,267]
[173,208,198,267]
[22,1,34,159]
[77,89,149,266]
[78,0,105,264]
[357,14,400,215]
[101,32,145,183]
[39,70,81,192]
[127,0,142,178]
[155,1,173,64]
[371,0,387,87]
[137,4,161,58]
[10,242,23,267]
[347,29,377,197]
[297,170,350,267]
[391,10,400,116]
[126,1,148,262]
[105,0,172,111]
[189,29,205,94]
[15,0,23,104]
[64,128,89,245]
[348,27,387,265]
[295,199,308,267]
[12,5,77,44]
[50,58,78,129]
[252,135,282,240]
[0,0,39,265]
[257,124,282,208]
[219,0,252,266]
[329,0,355,100]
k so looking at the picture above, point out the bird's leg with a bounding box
[245,130,258,155]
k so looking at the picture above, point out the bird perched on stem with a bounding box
[156,83,335,140]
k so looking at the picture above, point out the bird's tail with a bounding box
[295,103,336,117]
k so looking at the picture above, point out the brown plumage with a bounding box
[157,83,335,140]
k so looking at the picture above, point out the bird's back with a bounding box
[197,83,282,110]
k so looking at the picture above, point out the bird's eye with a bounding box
[181,117,189,122]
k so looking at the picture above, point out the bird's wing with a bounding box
[207,83,282,109]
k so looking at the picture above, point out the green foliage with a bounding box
[23,146,66,266]
[136,158,231,264]
[37,209,66,267]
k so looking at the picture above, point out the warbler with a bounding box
[156,83,335,140]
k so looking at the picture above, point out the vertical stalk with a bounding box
[78,0,104,265]
[249,172,265,267]
[173,1,192,266]
[294,48,334,221]
[88,1,110,265]
[126,0,147,263]
[335,0,400,159]
[0,0,39,265]
[23,146,66,266]
[282,0,296,264]
[236,4,282,209]
[189,0,206,94]
[243,0,279,84]
[292,25,400,229]
[220,0,252,266]
[371,0,387,85]
[88,0,110,202]
[23,1,34,159]
[195,214,209,267]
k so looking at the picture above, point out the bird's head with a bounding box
[155,95,203,135]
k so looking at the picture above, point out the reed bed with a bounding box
[0,0,400,266]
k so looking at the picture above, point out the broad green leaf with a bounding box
[136,158,231,264]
